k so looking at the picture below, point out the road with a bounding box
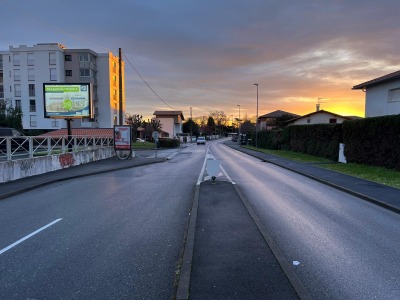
[0,146,206,299]
[1,139,399,299]
[210,140,400,299]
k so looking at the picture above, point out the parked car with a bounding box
[136,138,145,143]
[196,136,206,145]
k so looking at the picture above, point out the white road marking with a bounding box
[0,218,62,255]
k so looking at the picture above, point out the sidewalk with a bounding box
[226,141,400,213]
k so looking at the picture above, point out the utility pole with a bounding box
[254,83,259,148]
[118,48,123,125]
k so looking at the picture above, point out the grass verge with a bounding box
[243,145,400,189]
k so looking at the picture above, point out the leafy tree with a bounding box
[0,105,23,131]
[240,120,255,135]
[125,114,143,141]
[273,113,297,129]
[183,118,199,136]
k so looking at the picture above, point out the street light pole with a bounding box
[237,105,241,144]
[254,83,259,148]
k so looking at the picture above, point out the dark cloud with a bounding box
[2,0,400,118]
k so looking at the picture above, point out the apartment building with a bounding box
[0,43,125,130]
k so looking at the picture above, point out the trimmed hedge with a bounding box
[256,124,343,161]
[343,115,400,170]
[158,137,181,148]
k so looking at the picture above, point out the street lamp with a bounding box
[237,105,241,144]
[254,83,259,148]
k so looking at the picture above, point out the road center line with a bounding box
[0,218,62,255]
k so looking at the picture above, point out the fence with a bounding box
[0,135,114,161]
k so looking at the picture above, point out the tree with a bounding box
[125,114,143,141]
[0,105,23,131]
[142,118,162,141]
[183,118,199,136]
[240,120,255,135]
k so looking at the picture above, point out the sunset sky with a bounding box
[2,0,400,120]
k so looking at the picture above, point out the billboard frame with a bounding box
[43,83,93,119]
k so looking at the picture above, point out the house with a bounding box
[353,70,400,117]
[285,109,351,125]
[258,110,300,130]
[153,110,184,138]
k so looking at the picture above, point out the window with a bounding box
[79,53,89,62]
[27,53,34,66]
[113,89,117,100]
[0,71,3,84]
[14,84,21,97]
[50,68,57,81]
[80,68,90,77]
[51,119,59,127]
[14,69,21,81]
[30,115,37,127]
[0,99,5,111]
[13,54,20,66]
[29,100,36,112]
[15,100,21,109]
[49,52,56,65]
[112,75,117,87]
[65,70,72,76]
[0,85,3,98]
[307,118,311,124]
[113,116,117,125]
[388,88,400,103]
[29,84,35,96]
[65,55,72,61]
[0,55,3,69]
[114,103,118,114]
[329,118,337,124]
[28,68,35,81]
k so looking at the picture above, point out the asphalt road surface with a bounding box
[1,139,399,299]
[0,145,206,299]
[210,140,400,300]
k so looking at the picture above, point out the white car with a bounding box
[197,136,206,145]
[136,138,145,143]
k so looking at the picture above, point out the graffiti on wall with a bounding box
[59,153,75,168]
[20,160,34,172]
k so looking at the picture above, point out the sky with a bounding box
[2,0,400,121]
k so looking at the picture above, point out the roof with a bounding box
[352,70,400,90]
[153,110,185,120]
[41,128,113,137]
[285,110,352,123]
[259,110,300,119]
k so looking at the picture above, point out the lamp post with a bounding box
[254,83,259,148]
[237,105,241,144]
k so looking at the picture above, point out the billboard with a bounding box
[114,125,132,151]
[43,83,92,118]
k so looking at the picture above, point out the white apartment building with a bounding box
[0,43,125,130]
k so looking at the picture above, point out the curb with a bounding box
[231,146,400,215]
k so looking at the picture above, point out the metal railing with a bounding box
[0,135,114,161]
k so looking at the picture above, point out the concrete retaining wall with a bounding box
[0,147,115,183]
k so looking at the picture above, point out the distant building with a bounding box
[285,109,352,125]
[0,43,125,130]
[353,70,400,117]
[258,110,300,130]
[153,110,184,138]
